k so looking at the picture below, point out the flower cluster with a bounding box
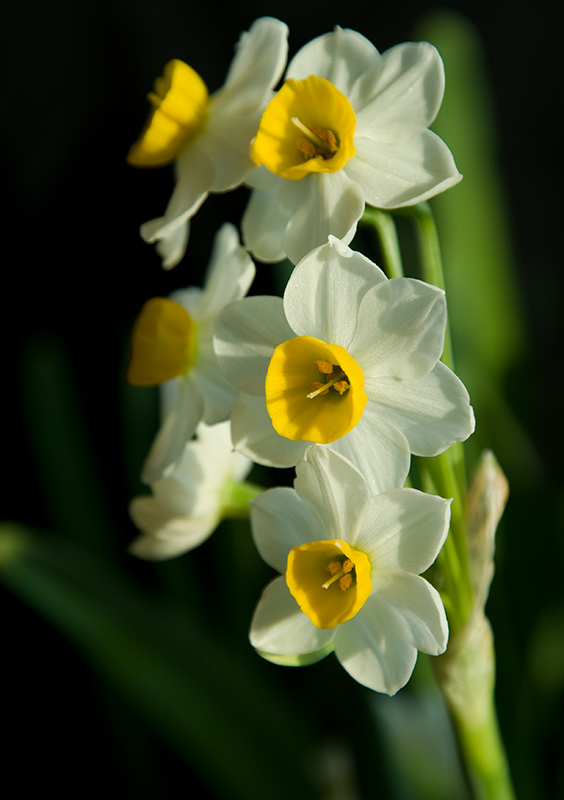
[126,18,474,695]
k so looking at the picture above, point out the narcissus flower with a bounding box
[127,17,288,268]
[249,446,450,694]
[128,223,255,483]
[214,237,474,491]
[242,28,461,264]
[129,422,257,560]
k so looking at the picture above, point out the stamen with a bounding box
[315,360,334,374]
[333,380,350,395]
[291,117,339,161]
[307,370,349,399]
[296,139,317,158]
[339,574,353,591]
[322,558,355,590]
[310,126,338,153]
[310,381,330,396]
[291,116,327,148]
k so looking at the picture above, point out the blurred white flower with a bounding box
[242,28,461,264]
[128,223,255,483]
[249,446,450,695]
[129,421,255,560]
[128,17,288,268]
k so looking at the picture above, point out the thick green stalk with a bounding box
[360,205,404,279]
[435,614,515,800]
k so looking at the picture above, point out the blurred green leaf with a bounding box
[0,522,320,800]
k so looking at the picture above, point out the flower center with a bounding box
[286,539,372,629]
[265,336,366,444]
[127,59,209,168]
[127,297,197,386]
[251,75,356,180]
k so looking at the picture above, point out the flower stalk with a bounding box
[360,206,405,279]
[398,196,515,800]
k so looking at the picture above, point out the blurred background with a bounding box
[2,0,562,797]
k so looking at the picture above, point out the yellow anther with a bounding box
[297,139,317,158]
[333,380,350,395]
[339,574,353,591]
[315,360,334,374]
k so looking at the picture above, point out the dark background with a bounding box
[2,1,562,797]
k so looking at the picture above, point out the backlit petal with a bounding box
[334,598,418,695]
[250,576,337,654]
[230,392,307,468]
[345,130,461,208]
[214,295,293,395]
[364,361,475,456]
[370,571,449,654]
[251,487,321,572]
[351,489,450,574]
[353,42,445,137]
[350,278,446,379]
[284,236,386,346]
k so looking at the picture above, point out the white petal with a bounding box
[169,286,202,317]
[140,147,215,267]
[230,392,307,467]
[351,278,446,380]
[346,130,462,208]
[144,218,190,271]
[129,504,217,560]
[214,295,293,395]
[284,237,386,346]
[353,42,445,138]
[200,113,258,191]
[193,355,238,425]
[250,576,336,654]
[364,361,475,456]
[288,27,380,97]
[242,178,304,263]
[334,599,417,695]
[283,171,364,265]
[193,223,255,320]
[370,572,449,655]
[331,412,411,493]
[294,447,371,540]
[194,420,252,484]
[351,488,450,574]
[141,378,204,484]
[215,18,288,114]
[251,487,320,572]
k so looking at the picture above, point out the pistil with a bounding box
[322,558,354,590]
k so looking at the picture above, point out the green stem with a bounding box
[435,614,516,800]
[396,201,473,629]
[360,205,404,279]
[393,201,453,366]
[454,702,516,800]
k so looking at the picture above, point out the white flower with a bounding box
[127,17,288,268]
[249,446,450,694]
[128,223,255,483]
[129,421,254,560]
[214,236,474,491]
[242,28,461,264]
